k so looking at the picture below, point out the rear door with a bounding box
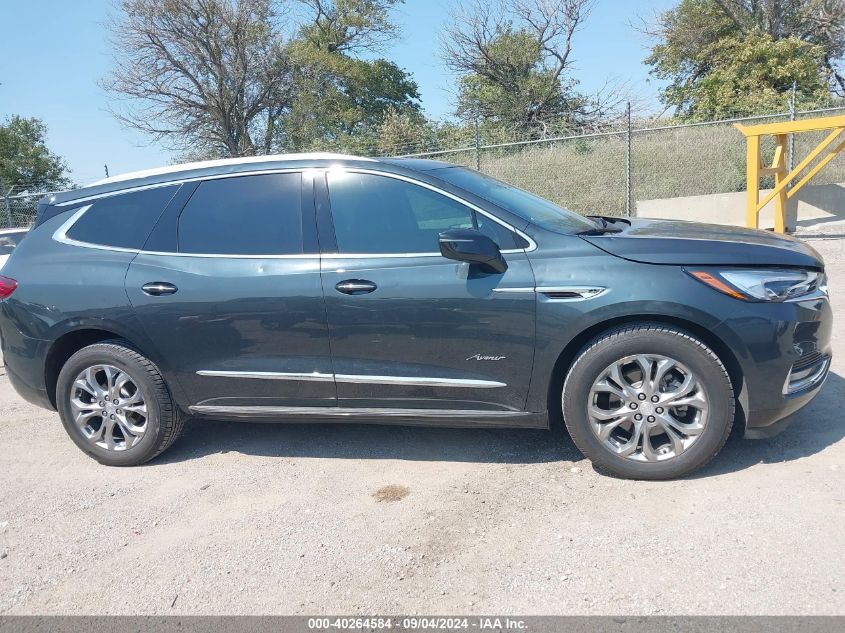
[125,171,335,411]
[318,169,537,413]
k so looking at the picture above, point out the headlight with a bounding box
[687,269,826,302]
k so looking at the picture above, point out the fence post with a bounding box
[625,102,633,217]
[474,117,482,172]
[788,82,796,174]
[2,180,12,228]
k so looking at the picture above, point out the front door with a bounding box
[318,169,536,413]
[126,172,335,411]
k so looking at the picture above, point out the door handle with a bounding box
[335,279,377,295]
[142,282,178,296]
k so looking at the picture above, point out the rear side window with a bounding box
[66,185,179,249]
[0,230,27,255]
[178,174,303,255]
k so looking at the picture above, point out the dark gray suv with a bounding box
[0,154,832,479]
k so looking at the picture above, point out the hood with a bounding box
[581,218,824,269]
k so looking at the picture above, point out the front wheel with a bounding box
[56,340,184,466]
[562,324,735,480]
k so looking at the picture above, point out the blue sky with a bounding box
[0,0,674,185]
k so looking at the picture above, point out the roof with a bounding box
[90,152,375,186]
[46,154,463,209]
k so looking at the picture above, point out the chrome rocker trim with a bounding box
[189,405,528,418]
[196,370,506,388]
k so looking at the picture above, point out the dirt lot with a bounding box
[0,237,843,616]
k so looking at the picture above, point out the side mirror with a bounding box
[438,228,508,274]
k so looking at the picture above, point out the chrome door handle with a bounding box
[142,282,178,296]
[335,279,377,295]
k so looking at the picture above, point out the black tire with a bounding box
[56,340,184,466]
[562,324,734,480]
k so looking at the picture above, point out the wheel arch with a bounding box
[546,314,745,428]
[44,328,146,408]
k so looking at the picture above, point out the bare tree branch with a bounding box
[102,0,293,157]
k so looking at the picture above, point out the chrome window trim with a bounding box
[189,405,525,418]
[196,369,506,388]
[55,167,308,207]
[52,166,536,257]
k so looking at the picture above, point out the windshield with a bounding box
[429,167,596,234]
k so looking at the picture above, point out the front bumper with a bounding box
[714,293,833,439]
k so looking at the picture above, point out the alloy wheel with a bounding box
[69,364,148,451]
[586,354,709,462]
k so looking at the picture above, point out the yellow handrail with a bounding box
[735,115,845,233]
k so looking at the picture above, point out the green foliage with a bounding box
[0,116,70,192]
[647,0,838,118]
[283,38,420,152]
[297,0,402,53]
[456,29,584,136]
[375,107,432,155]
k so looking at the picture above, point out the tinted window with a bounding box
[66,185,179,249]
[430,167,595,234]
[0,230,27,255]
[476,212,522,250]
[327,172,519,254]
[178,174,303,255]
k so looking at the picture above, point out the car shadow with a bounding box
[153,372,845,476]
[688,370,845,479]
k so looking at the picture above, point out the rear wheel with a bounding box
[56,340,184,466]
[562,324,734,480]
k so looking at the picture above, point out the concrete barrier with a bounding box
[638,182,845,232]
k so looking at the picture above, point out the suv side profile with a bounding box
[0,154,832,479]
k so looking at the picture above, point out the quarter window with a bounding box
[178,174,303,255]
[66,185,179,249]
[326,172,521,254]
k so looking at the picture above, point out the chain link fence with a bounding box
[2,191,48,229]
[401,105,845,218]
[7,101,845,229]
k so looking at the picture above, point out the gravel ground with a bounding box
[0,238,843,616]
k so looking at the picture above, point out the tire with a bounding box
[56,340,184,466]
[562,324,734,480]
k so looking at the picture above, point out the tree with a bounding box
[441,0,617,138]
[104,0,418,156]
[0,116,71,192]
[282,0,420,152]
[645,0,845,118]
[296,0,402,53]
[375,107,432,155]
[103,0,292,157]
[710,0,845,93]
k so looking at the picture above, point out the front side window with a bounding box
[178,173,303,255]
[66,185,179,249]
[326,172,520,254]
